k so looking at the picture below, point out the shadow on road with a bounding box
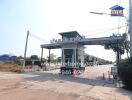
[22,71,132,99]
[115,88,132,99]
[23,72,113,87]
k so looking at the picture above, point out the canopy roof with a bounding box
[59,31,82,38]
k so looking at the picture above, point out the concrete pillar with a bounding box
[48,49,50,66]
[63,49,65,67]
[94,57,96,65]
[72,49,74,67]
[61,49,63,66]
[75,48,76,67]
[41,48,43,62]
[81,47,84,67]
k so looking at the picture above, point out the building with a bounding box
[0,54,16,62]
[59,31,84,67]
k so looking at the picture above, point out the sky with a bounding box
[0,0,129,61]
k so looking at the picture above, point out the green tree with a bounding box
[57,57,61,62]
[84,56,93,66]
[41,58,47,62]
[47,53,57,63]
[84,56,90,65]
[30,55,39,60]
[104,33,129,65]
[17,56,23,59]
[118,58,132,90]
[15,56,24,65]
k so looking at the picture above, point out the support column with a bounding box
[41,48,43,62]
[82,48,84,67]
[62,49,65,67]
[61,49,63,66]
[48,49,51,66]
[72,49,74,67]
[75,48,76,67]
[94,57,96,65]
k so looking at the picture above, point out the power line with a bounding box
[84,25,127,37]
[119,0,128,5]
[29,33,49,42]
[117,0,129,34]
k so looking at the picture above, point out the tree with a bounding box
[41,58,47,62]
[15,56,24,65]
[118,58,132,90]
[30,55,39,60]
[16,56,23,59]
[104,33,129,65]
[84,56,93,66]
[84,56,90,65]
[47,53,57,63]
[57,57,61,63]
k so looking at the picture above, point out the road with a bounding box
[0,65,131,100]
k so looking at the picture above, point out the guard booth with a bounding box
[41,31,85,75]
[59,31,85,75]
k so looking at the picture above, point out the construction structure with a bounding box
[41,31,126,75]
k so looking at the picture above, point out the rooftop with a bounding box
[59,31,82,38]
[110,5,124,10]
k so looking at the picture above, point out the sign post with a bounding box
[111,67,118,76]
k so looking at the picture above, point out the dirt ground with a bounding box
[0,65,131,100]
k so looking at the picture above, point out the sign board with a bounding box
[111,67,118,75]
[110,5,125,16]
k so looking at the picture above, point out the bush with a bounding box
[12,64,22,72]
[118,58,132,89]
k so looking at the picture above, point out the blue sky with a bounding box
[0,0,128,61]
[0,0,46,55]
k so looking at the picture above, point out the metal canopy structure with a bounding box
[59,31,82,39]
[40,31,126,75]
[41,44,61,49]
[41,31,126,49]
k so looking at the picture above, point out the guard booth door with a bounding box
[64,49,73,67]
[65,55,72,66]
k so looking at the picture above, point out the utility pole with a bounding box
[129,0,132,57]
[23,30,30,70]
